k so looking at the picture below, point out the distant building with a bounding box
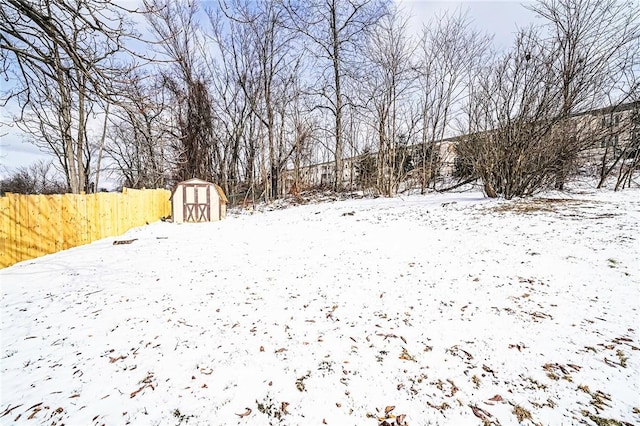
[283,101,639,193]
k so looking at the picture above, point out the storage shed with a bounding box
[170,178,228,223]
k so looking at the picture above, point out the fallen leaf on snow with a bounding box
[1,404,22,418]
[236,408,252,418]
[485,395,503,406]
[25,403,43,411]
[470,404,493,420]
[130,384,153,398]
[113,239,137,245]
[482,364,496,376]
[427,401,450,411]
[399,348,415,361]
[27,408,41,420]
[109,355,127,363]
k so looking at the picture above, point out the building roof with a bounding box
[170,178,228,203]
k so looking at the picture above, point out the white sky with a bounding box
[398,0,538,51]
[0,0,538,178]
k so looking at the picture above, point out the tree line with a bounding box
[1,0,638,200]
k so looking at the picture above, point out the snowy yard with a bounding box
[1,188,639,426]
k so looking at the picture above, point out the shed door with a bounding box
[183,184,211,222]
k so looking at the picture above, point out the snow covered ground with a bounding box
[1,187,639,426]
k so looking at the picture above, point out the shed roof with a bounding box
[214,184,228,203]
[170,178,228,203]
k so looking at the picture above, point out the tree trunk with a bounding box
[94,103,110,191]
[331,5,343,192]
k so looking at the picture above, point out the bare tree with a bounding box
[593,100,640,190]
[416,10,491,192]
[212,0,301,200]
[0,160,66,194]
[145,0,215,184]
[457,30,568,199]
[360,6,415,196]
[288,98,315,196]
[0,0,132,104]
[527,0,640,189]
[286,0,389,191]
[16,71,103,194]
[591,18,640,189]
[201,43,251,197]
[456,0,639,198]
[1,0,134,193]
[104,72,170,189]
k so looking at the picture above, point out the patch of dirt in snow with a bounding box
[230,189,367,213]
[490,197,597,213]
[1,189,639,426]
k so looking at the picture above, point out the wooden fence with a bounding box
[0,188,171,269]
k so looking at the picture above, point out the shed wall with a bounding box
[171,181,225,223]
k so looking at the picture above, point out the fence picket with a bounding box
[0,188,171,268]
